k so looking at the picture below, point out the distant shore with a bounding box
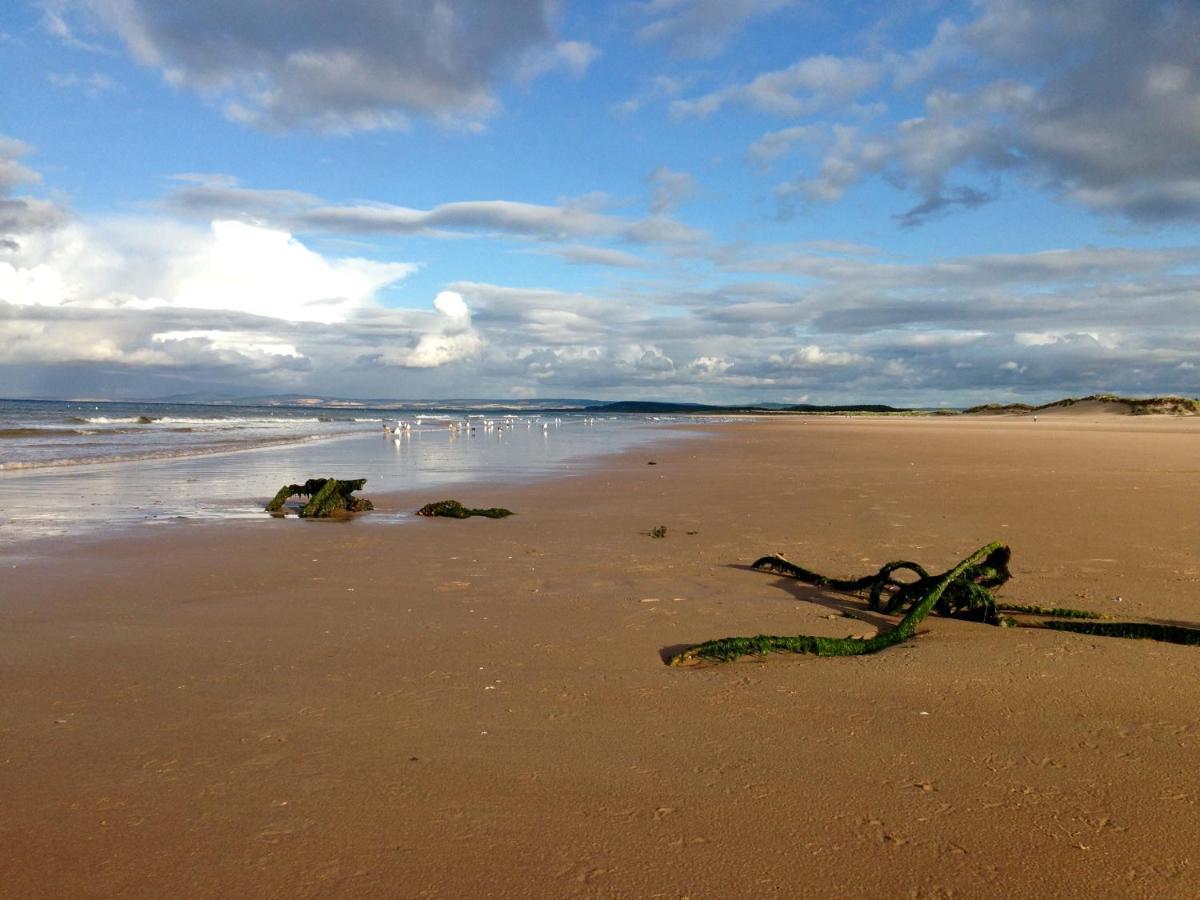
[4,414,1200,897]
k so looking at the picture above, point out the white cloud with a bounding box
[749,0,1200,223]
[166,221,413,324]
[672,55,885,119]
[381,290,483,368]
[747,125,822,164]
[2,218,414,324]
[768,345,865,368]
[0,137,41,190]
[47,71,116,95]
[46,0,582,133]
[166,175,705,246]
[646,165,696,214]
[515,40,600,83]
[549,245,644,268]
[610,74,692,118]
[152,329,301,359]
[635,0,798,58]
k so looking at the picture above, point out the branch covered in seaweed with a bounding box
[668,543,1200,666]
[751,546,1010,623]
[265,478,374,518]
[669,542,1011,665]
[415,500,514,519]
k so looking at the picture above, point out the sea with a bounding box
[0,398,696,547]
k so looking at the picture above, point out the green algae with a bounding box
[415,500,514,519]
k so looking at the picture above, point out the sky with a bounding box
[1,0,1198,405]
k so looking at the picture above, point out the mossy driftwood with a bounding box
[667,542,1200,666]
[266,478,374,518]
[415,500,514,519]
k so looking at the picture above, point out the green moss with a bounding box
[415,500,514,519]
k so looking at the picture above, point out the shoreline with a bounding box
[4,415,1200,896]
[0,417,692,552]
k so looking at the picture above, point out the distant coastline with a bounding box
[4,391,1199,417]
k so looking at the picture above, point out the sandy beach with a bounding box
[3,415,1200,898]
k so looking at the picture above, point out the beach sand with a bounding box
[3,416,1200,897]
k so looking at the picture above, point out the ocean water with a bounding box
[0,399,688,546]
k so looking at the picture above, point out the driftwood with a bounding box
[415,500,513,519]
[265,478,374,518]
[668,543,1200,666]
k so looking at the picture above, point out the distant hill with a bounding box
[146,393,913,415]
[964,394,1200,416]
[151,393,603,411]
[587,400,908,414]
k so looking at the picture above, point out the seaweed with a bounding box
[1033,620,1200,645]
[997,603,1105,619]
[750,546,1011,623]
[666,543,1190,667]
[415,500,514,519]
[669,542,1011,665]
[265,477,374,518]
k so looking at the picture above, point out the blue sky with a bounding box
[1,0,1198,403]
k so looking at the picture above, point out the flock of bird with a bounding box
[384,415,598,440]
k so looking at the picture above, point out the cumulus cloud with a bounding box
[0,151,499,390]
[373,291,483,369]
[0,137,41,191]
[430,234,1200,402]
[635,0,799,58]
[745,0,1200,223]
[0,137,69,239]
[610,74,692,118]
[7,227,1200,401]
[746,125,823,165]
[515,40,601,83]
[671,54,885,119]
[45,0,579,132]
[645,166,696,214]
[775,80,1029,216]
[2,218,413,322]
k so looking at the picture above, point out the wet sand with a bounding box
[3,416,1200,897]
